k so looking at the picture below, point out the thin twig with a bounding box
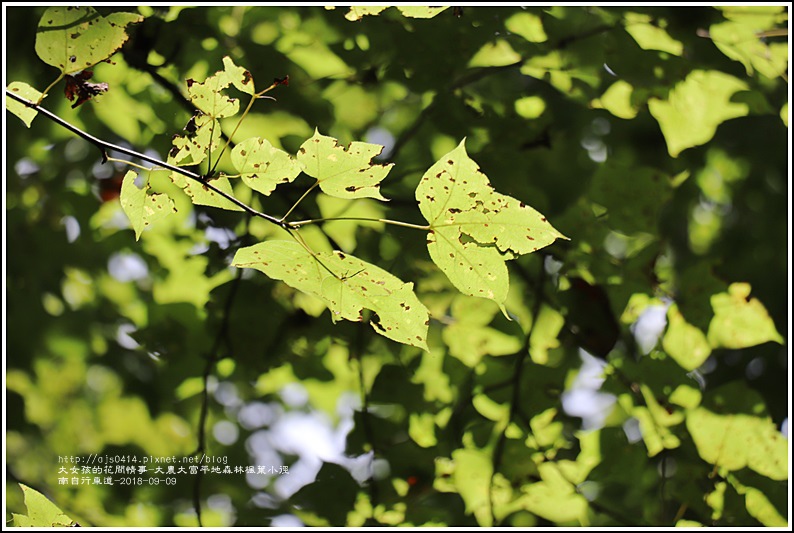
[6,90,284,227]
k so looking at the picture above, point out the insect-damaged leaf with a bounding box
[35,6,142,74]
[120,170,176,240]
[296,129,391,201]
[232,240,429,350]
[416,140,567,311]
[168,114,222,167]
[231,137,301,196]
[170,173,244,212]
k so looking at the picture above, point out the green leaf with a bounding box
[450,449,494,527]
[709,6,788,81]
[344,6,388,21]
[706,283,783,349]
[168,114,222,167]
[344,6,449,21]
[35,7,142,74]
[120,170,177,240]
[222,55,255,95]
[170,173,244,212]
[662,304,711,371]
[468,40,522,68]
[396,6,449,19]
[6,82,45,127]
[297,130,392,201]
[686,408,788,480]
[232,240,429,349]
[517,463,589,523]
[505,12,547,43]
[591,80,638,120]
[231,137,302,196]
[13,484,75,527]
[648,70,749,157]
[529,304,565,365]
[624,12,684,55]
[186,69,239,119]
[416,140,567,310]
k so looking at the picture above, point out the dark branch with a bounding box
[6,89,284,228]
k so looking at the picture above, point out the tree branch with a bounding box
[6,90,285,228]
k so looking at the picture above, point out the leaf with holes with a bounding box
[35,6,142,74]
[296,130,391,201]
[168,114,222,167]
[231,137,302,196]
[416,140,567,311]
[186,70,239,119]
[232,240,429,350]
[222,55,255,95]
[120,171,177,240]
[170,173,243,212]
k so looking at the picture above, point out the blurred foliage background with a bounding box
[4,5,789,527]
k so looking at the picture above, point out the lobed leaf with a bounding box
[35,7,142,74]
[416,140,567,311]
[120,170,177,240]
[648,70,748,157]
[13,484,75,527]
[296,130,391,201]
[186,70,239,119]
[232,240,429,350]
[231,137,302,196]
[222,55,256,95]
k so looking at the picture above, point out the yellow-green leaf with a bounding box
[120,170,177,240]
[232,240,429,349]
[170,173,244,212]
[648,70,749,157]
[707,283,783,349]
[416,140,567,310]
[6,82,45,127]
[35,7,142,74]
[662,304,711,371]
[297,130,392,201]
[13,484,75,527]
[231,137,302,196]
[686,408,788,480]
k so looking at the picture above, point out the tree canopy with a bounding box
[4,5,789,527]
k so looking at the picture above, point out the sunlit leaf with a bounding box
[231,137,302,196]
[707,283,783,349]
[505,12,547,43]
[687,407,788,480]
[662,304,711,371]
[297,130,391,201]
[222,55,255,95]
[5,82,44,127]
[186,69,239,119]
[416,140,567,311]
[167,114,222,167]
[468,40,521,68]
[120,170,177,240]
[170,172,244,212]
[232,240,429,349]
[13,484,75,527]
[591,80,638,119]
[648,70,749,157]
[450,449,493,526]
[35,6,142,74]
[624,12,684,55]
